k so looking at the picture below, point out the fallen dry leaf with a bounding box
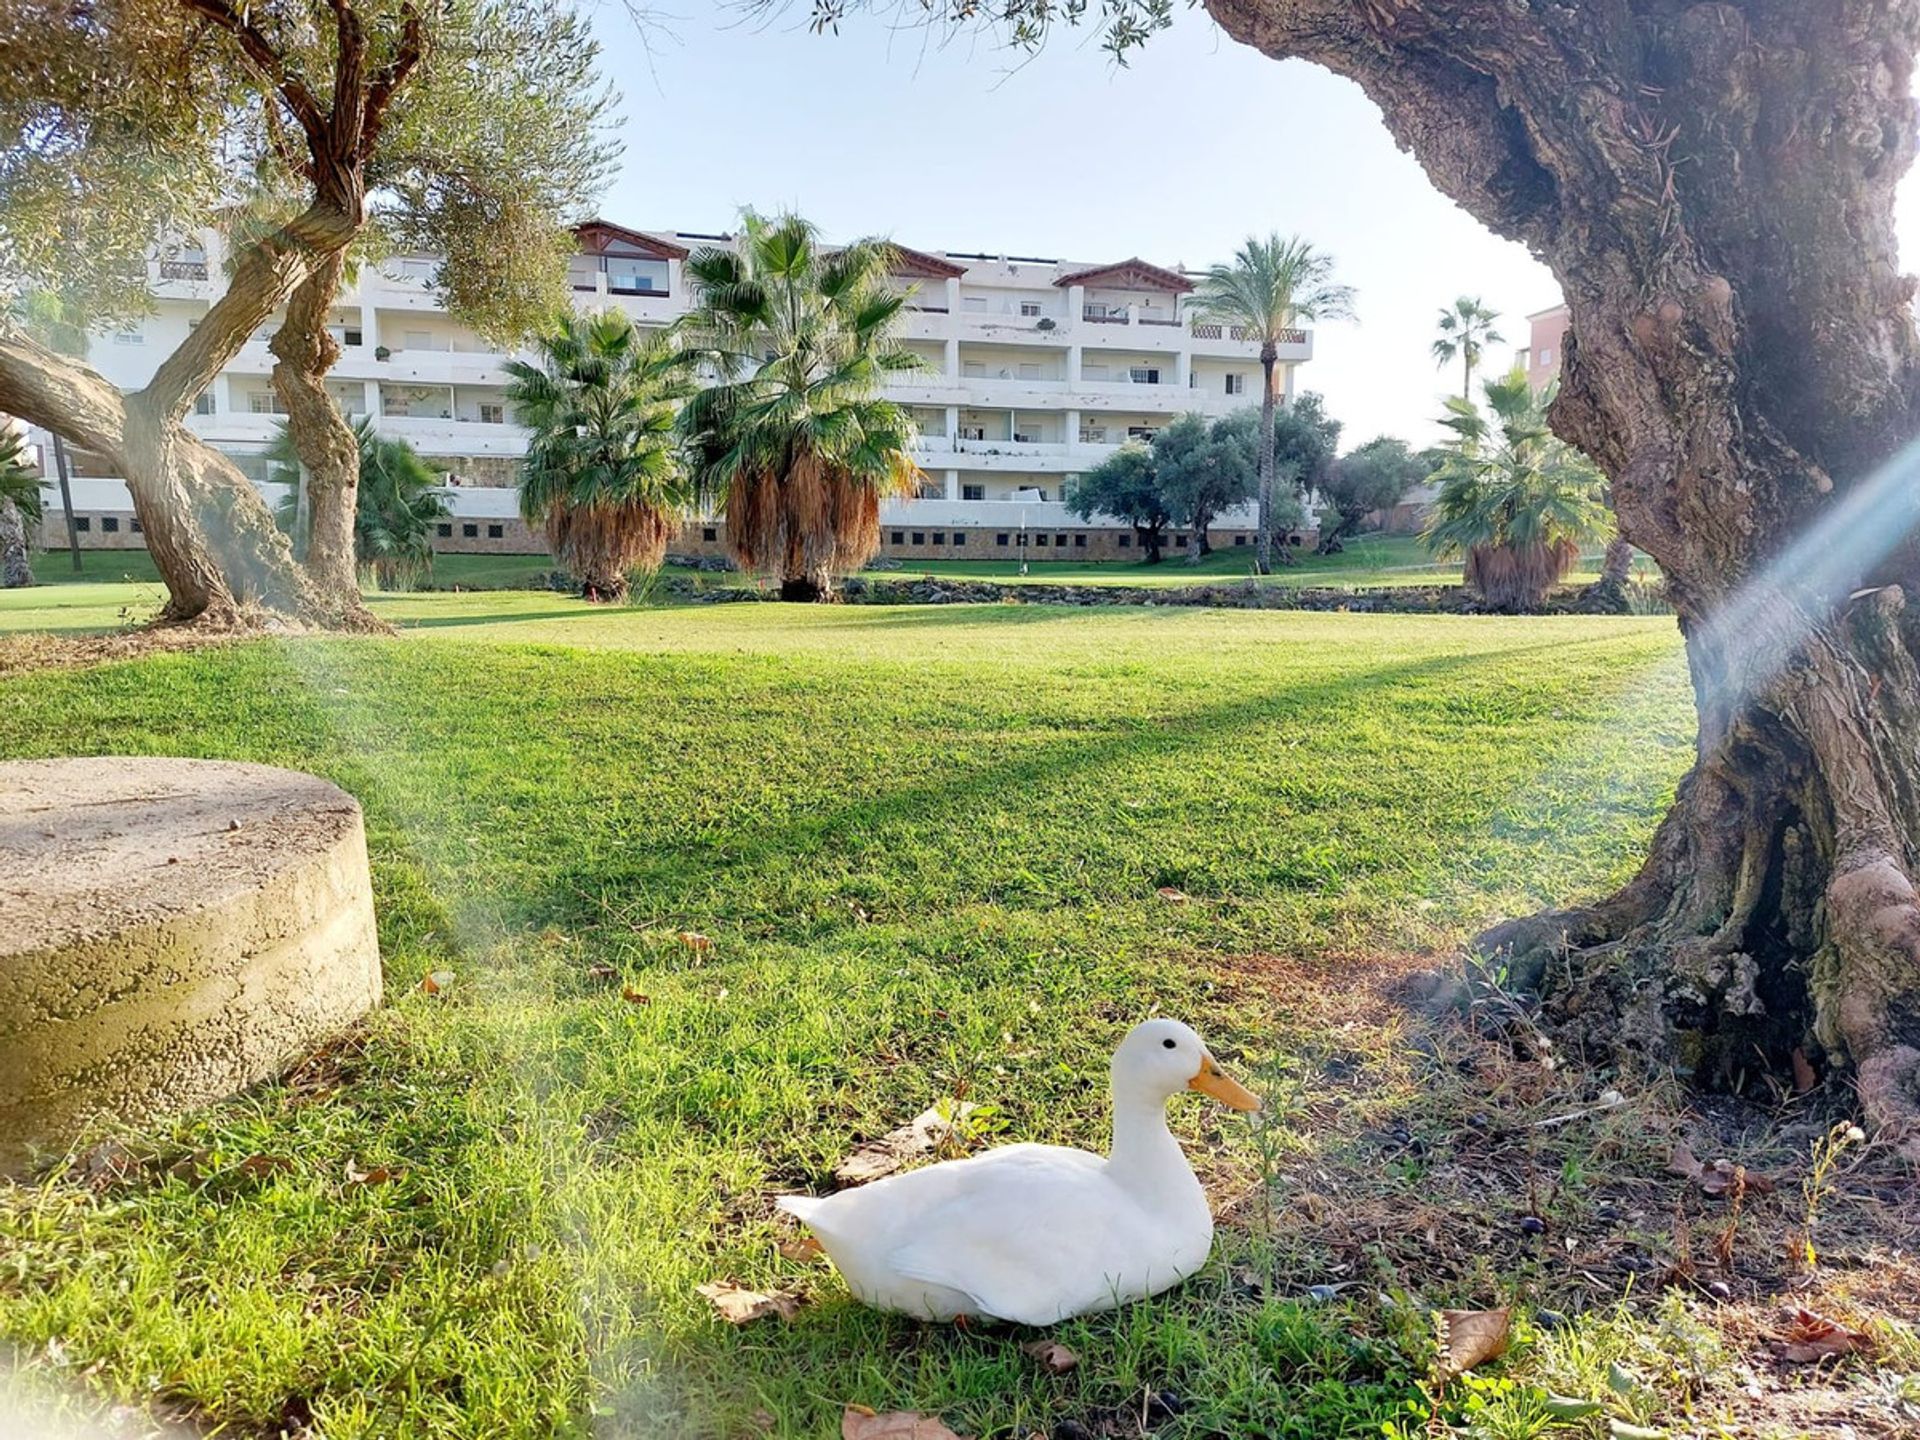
[621,985,651,1005]
[1156,886,1190,903]
[1791,1046,1817,1093]
[346,1162,394,1186]
[834,1102,980,1185]
[1771,1306,1874,1364]
[420,969,457,996]
[677,931,714,953]
[585,964,617,983]
[1667,1142,1773,1196]
[1023,1338,1079,1374]
[1436,1306,1510,1377]
[841,1406,966,1440]
[777,1235,824,1262]
[696,1280,801,1324]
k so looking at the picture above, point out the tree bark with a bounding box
[1208,0,1920,1149]
[1578,536,1640,614]
[50,433,81,573]
[270,250,381,629]
[0,499,32,587]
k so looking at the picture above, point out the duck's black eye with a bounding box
[1162,1038,1177,1049]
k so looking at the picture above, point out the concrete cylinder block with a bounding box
[0,757,383,1170]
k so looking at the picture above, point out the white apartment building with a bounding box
[32,220,1314,564]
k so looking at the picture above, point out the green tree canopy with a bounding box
[1318,436,1431,552]
[1069,443,1174,561]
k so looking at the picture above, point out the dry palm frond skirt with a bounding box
[547,502,677,591]
[726,454,888,591]
[1465,537,1580,611]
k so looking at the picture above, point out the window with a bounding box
[1016,532,1028,546]
[702,526,717,542]
[1082,364,1109,380]
[952,532,965,546]
[996,533,1010,547]
[959,426,986,441]
[1174,533,1188,548]
[1074,534,1087,548]
[131,519,142,534]
[1540,347,1554,365]
[1084,303,1112,319]
[248,392,286,415]
[404,330,432,350]
[911,532,925,545]
[487,524,503,539]
[462,523,478,538]
[1234,534,1247,546]
[479,403,505,425]
[931,532,946,545]
[437,523,453,538]
[962,484,985,501]
[890,531,905,544]
[1127,426,1157,441]
[1080,427,1108,444]
[101,516,119,533]
[112,329,143,346]
[1017,363,1041,380]
[1118,533,1131,548]
[344,329,363,347]
[1129,366,1161,385]
[1225,373,1246,395]
[1020,301,1042,317]
[1055,533,1068,547]
[1036,534,1048,547]
[962,362,986,378]
[1013,430,1040,444]
[962,296,988,313]
[74,517,90,532]
[194,393,216,416]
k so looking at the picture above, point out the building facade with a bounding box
[1515,304,1570,393]
[28,222,1313,563]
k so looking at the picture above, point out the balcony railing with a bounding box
[1137,315,1181,327]
[1082,309,1130,324]
[1189,322,1307,344]
[158,260,209,280]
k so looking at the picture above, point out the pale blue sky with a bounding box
[587,4,1920,449]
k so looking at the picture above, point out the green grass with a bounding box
[0,599,1705,1438]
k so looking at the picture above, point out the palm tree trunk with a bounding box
[1463,351,1472,400]
[50,433,80,573]
[1255,346,1278,576]
[0,498,32,587]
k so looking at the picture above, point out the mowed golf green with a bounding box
[0,599,1694,1438]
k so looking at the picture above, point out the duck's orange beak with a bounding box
[1189,1053,1261,1111]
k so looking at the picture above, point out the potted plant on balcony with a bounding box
[374,345,391,361]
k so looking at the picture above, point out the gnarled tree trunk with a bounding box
[0,499,32,587]
[1209,0,1920,1150]
[272,249,379,627]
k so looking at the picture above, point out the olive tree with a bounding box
[0,0,611,626]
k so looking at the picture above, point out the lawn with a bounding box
[0,599,1908,1438]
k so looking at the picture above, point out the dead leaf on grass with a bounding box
[696,1280,801,1324]
[1023,1339,1078,1374]
[1771,1306,1874,1364]
[677,931,714,953]
[621,985,651,1005]
[1156,886,1190,903]
[346,1162,394,1186]
[834,1102,979,1184]
[841,1406,966,1440]
[1436,1306,1510,1377]
[1667,1143,1773,1196]
[777,1235,824,1262]
[585,964,617,983]
[420,969,456,995]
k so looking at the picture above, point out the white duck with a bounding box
[777,1018,1260,1326]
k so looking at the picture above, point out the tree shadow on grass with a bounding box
[530,636,1621,936]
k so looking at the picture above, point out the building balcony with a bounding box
[373,415,530,455]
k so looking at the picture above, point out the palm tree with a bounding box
[679,213,922,601]
[271,418,448,590]
[506,310,693,602]
[1422,370,1611,611]
[1191,234,1356,575]
[1432,296,1504,400]
[0,427,46,588]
